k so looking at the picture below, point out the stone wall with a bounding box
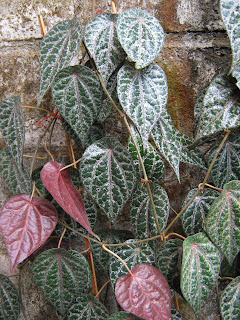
[0,1,231,319]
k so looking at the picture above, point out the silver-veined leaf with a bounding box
[220,276,240,320]
[32,248,91,315]
[38,18,83,105]
[182,188,219,236]
[80,137,136,222]
[117,9,165,69]
[52,65,102,146]
[130,185,169,239]
[208,134,240,188]
[117,62,168,144]
[220,0,240,89]
[206,180,240,265]
[0,274,20,320]
[84,13,126,84]
[194,74,240,141]
[180,232,221,318]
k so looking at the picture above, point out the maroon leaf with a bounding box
[115,263,171,320]
[40,160,97,238]
[0,194,58,272]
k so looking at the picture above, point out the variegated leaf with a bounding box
[195,74,240,141]
[117,8,165,69]
[80,137,136,221]
[84,12,126,84]
[182,188,219,236]
[180,232,221,318]
[220,276,240,320]
[220,0,240,89]
[117,62,168,144]
[208,134,240,188]
[130,185,169,239]
[0,274,20,320]
[52,65,102,146]
[38,18,83,105]
[206,180,240,264]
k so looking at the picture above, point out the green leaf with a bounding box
[107,311,143,319]
[117,62,168,143]
[194,74,240,141]
[38,18,83,105]
[208,134,240,188]
[130,184,169,239]
[206,180,240,264]
[0,96,25,167]
[182,188,219,236]
[84,13,126,84]
[220,0,240,89]
[80,137,136,221]
[155,239,183,288]
[32,248,91,315]
[220,276,240,320]
[0,147,32,194]
[52,65,102,146]
[109,240,155,288]
[0,274,20,320]
[151,110,182,180]
[117,8,165,69]
[67,293,109,320]
[180,232,221,318]
[32,166,51,199]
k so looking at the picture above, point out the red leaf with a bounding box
[40,161,97,238]
[0,194,58,272]
[115,263,171,320]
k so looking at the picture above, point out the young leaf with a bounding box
[107,311,143,319]
[80,137,136,221]
[84,12,126,84]
[32,248,91,315]
[38,18,83,105]
[0,274,20,320]
[208,134,240,188]
[181,188,219,236]
[0,194,58,272]
[115,263,171,320]
[51,65,103,146]
[117,62,168,144]
[67,293,109,320]
[220,0,240,89]
[180,232,221,318]
[206,180,240,264]
[117,9,165,69]
[0,96,25,167]
[40,160,97,238]
[130,184,169,239]
[194,74,240,141]
[220,276,240,320]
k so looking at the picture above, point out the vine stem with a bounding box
[95,280,110,299]
[111,0,117,14]
[57,227,66,248]
[198,183,223,192]
[165,232,185,241]
[59,158,81,171]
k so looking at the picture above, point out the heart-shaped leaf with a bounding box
[220,276,240,320]
[80,137,136,221]
[107,311,143,319]
[194,74,240,141]
[0,194,58,272]
[67,293,109,319]
[181,188,219,236]
[208,134,240,188]
[130,184,169,239]
[40,160,97,238]
[180,232,221,318]
[206,180,240,264]
[220,0,240,89]
[84,12,126,84]
[117,9,165,69]
[38,18,83,105]
[51,65,103,146]
[32,248,91,315]
[0,96,25,167]
[115,263,171,320]
[117,62,168,143]
[0,274,20,320]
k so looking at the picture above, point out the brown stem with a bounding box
[218,276,234,281]
[57,227,66,248]
[198,183,223,192]
[95,280,110,299]
[38,15,46,37]
[165,232,186,241]
[111,0,117,14]
[85,239,98,297]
